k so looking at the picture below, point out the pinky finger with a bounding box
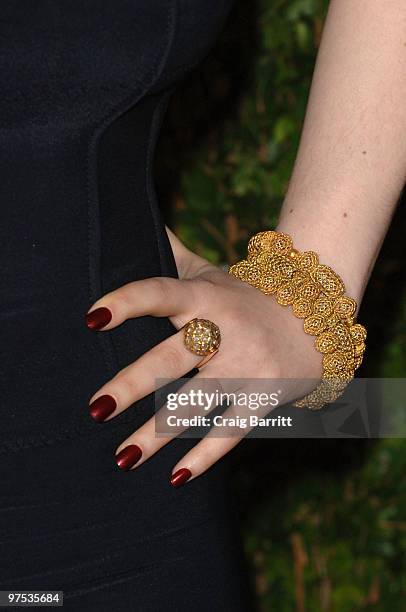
[170,420,244,488]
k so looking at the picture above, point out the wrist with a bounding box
[275,217,370,306]
[229,228,368,410]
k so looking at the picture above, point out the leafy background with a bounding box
[155,0,406,609]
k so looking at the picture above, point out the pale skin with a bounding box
[86,0,406,484]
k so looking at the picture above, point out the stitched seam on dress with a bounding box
[0,1,178,453]
[150,52,216,95]
[144,0,180,281]
[0,406,147,455]
[149,0,235,95]
[84,0,178,435]
[145,88,176,278]
[86,0,177,380]
[0,505,213,544]
[0,515,216,587]
[63,555,189,600]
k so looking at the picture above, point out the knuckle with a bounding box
[188,278,218,307]
[246,334,280,379]
[150,277,176,304]
[112,282,137,310]
[229,306,249,328]
[115,372,139,397]
[160,344,185,372]
[263,357,282,380]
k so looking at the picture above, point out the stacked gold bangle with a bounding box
[228,230,367,410]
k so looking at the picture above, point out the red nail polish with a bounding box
[89,394,116,422]
[170,468,192,488]
[85,307,112,330]
[116,445,143,471]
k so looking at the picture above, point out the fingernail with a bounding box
[170,468,192,488]
[85,307,112,330]
[89,394,116,422]
[115,445,143,471]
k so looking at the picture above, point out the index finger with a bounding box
[85,276,195,330]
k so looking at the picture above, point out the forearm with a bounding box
[276,0,406,303]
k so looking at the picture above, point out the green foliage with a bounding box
[245,439,406,610]
[168,0,329,263]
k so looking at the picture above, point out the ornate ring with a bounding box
[183,318,221,369]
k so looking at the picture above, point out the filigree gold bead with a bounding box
[276,283,297,306]
[268,254,296,279]
[293,297,314,318]
[315,330,339,354]
[354,342,366,357]
[249,252,272,267]
[246,264,262,287]
[313,294,334,317]
[333,323,354,352]
[346,361,356,374]
[311,385,334,403]
[259,274,283,295]
[353,355,363,370]
[303,314,327,335]
[293,396,309,408]
[350,323,367,344]
[294,386,331,411]
[248,231,276,255]
[324,314,342,329]
[291,270,310,287]
[323,350,349,374]
[271,232,293,255]
[310,264,345,298]
[298,251,319,272]
[318,379,344,402]
[323,374,353,390]
[228,260,250,281]
[333,296,357,318]
[298,281,320,301]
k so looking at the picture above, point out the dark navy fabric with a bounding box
[0,2,252,610]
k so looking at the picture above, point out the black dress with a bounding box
[0,1,252,610]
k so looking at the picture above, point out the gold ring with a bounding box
[183,318,221,369]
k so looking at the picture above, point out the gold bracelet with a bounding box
[228,230,367,410]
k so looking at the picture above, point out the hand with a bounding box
[85,227,323,486]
